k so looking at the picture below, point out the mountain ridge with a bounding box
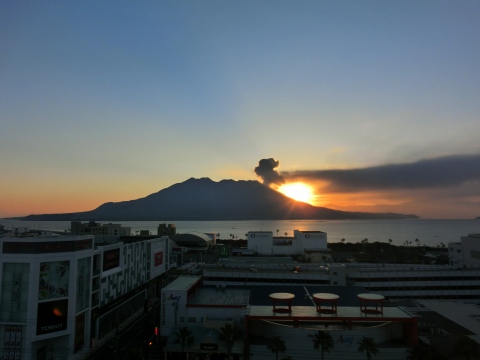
[8,177,419,221]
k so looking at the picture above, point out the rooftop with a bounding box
[417,300,480,335]
[163,275,202,291]
[188,286,250,306]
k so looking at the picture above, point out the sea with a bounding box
[1,219,480,247]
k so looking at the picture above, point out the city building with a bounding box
[247,230,332,261]
[0,234,169,360]
[448,233,480,266]
[70,221,131,244]
[171,232,215,249]
[158,223,177,237]
[201,259,480,301]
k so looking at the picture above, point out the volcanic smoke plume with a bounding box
[254,158,284,186]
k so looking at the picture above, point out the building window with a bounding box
[188,317,196,323]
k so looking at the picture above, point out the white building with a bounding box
[247,230,331,261]
[448,233,480,266]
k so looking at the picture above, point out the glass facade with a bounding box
[1,263,30,322]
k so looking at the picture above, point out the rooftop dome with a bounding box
[171,232,213,248]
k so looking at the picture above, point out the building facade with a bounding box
[247,230,331,261]
[0,235,169,360]
[448,233,480,266]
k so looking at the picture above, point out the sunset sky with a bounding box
[1,1,480,219]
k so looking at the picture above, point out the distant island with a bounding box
[9,178,418,221]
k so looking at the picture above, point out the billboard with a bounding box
[38,261,70,300]
[103,248,120,271]
[36,299,68,335]
[154,251,163,267]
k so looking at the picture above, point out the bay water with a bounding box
[1,219,479,247]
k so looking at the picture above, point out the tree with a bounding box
[312,330,334,360]
[218,323,238,360]
[357,336,378,360]
[174,327,194,357]
[454,335,478,360]
[267,335,287,360]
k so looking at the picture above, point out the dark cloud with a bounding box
[254,158,285,185]
[281,154,480,192]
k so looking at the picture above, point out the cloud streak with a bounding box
[256,154,480,193]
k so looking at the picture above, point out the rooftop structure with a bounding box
[161,276,416,360]
[247,230,331,261]
[171,231,214,248]
[70,221,131,244]
[448,233,480,266]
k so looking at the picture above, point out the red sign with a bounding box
[154,251,163,267]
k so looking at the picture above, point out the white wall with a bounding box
[460,235,480,266]
[160,289,186,333]
[247,230,328,255]
[448,242,463,265]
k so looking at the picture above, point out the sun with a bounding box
[278,183,314,204]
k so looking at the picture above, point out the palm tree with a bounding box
[218,323,238,360]
[276,229,279,237]
[312,330,334,360]
[174,327,194,357]
[454,335,478,360]
[357,336,378,360]
[267,335,287,360]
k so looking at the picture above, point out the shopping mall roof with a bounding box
[171,232,213,248]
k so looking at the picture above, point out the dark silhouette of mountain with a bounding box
[11,178,418,221]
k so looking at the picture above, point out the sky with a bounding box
[1,1,480,219]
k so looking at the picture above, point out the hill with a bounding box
[11,178,418,221]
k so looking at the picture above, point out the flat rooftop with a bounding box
[417,300,480,335]
[250,285,368,307]
[187,285,373,307]
[188,286,250,306]
[163,275,202,291]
